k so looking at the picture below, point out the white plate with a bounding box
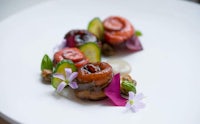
[0,0,200,124]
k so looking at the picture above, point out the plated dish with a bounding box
[40,16,145,110]
[0,0,200,124]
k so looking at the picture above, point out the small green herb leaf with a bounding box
[41,54,53,71]
[121,80,136,93]
[135,30,142,37]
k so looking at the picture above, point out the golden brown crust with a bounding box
[75,62,113,100]
[74,90,106,100]
[77,62,113,86]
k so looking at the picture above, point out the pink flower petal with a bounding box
[129,91,135,100]
[69,81,78,89]
[56,81,67,93]
[135,102,145,109]
[68,72,78,82]
[65,68,72,79]
[130,106,138,112]
[125,101,131,109]
[53,73,65,80]
[134,93,144,101]
[104,73,127,106]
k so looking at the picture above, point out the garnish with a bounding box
[53,68,78,93]
[42,69,52,82]
[64,30,98,48]
[88,17,104,40]
[51,60,77,88]
[125,92,145,112]
[121,80,136,94]
[120,74,137,95]
[125,35,143,51]
[105,73,127,106]
[79,42,101,63]
[41,54,53,82]
[41,54,53,71]
[135,30,142,37]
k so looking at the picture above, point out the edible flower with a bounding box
[125,91,145,112]
[105,73,127,106]
[53,68,78,93]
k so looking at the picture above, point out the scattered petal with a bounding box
[135,102,145,109]
[69,81,78,89]
[68,72,78,82]
[53,73,65,80]
[134,93,144,101]
[130,106,138,112]
[125,91,145,112]
[105,73,127,106]
[56,81,67,93]
[125,101,131,109]
[65,68,72,78]
[53,68,78,92]
[129,91,135,100]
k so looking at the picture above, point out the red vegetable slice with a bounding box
[62,48,84,62]
[125,35,143,51]
[53,47,89,68]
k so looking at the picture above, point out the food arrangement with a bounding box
[41,16,145,112]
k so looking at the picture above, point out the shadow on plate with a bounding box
[50,87,114,106]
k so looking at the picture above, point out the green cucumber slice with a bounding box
[88,17,104,40]
[79,42,101,63]
[51,60,77,88]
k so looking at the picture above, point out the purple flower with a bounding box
[53,68,78,93]
[125,92,145,112]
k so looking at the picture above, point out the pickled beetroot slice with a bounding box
[66,35,76,47]
[125,35,143,51]
[64,30,97,48]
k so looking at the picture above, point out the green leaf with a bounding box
[121,80,136,93]
[135,30,142,37]
[41,54,53,71]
